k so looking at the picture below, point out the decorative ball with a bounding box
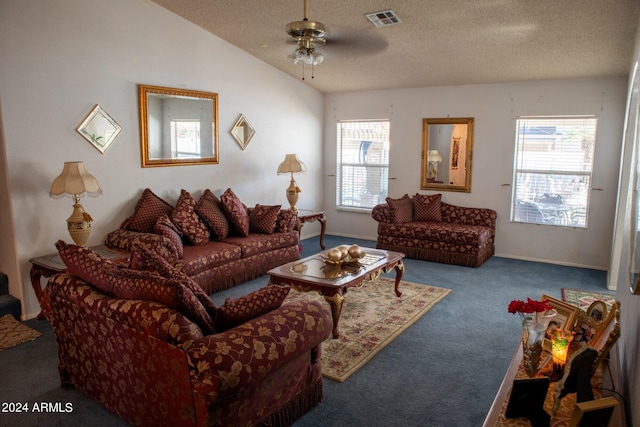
[327,248,343,262]
[338,245,350,259]
[348,245,363,259]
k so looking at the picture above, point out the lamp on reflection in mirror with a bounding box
[427,150,443,180]
[277,154,306,213]
[50,161,102,246]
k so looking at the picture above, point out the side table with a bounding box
[29,245,128,319]
[296,209,327,249]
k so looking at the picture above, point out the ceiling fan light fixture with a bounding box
[288,46,324,66]
[286,0,326,79]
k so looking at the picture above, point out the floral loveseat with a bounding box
[46,242,332,427]
[372,193,497,267]
[105,188,300,295]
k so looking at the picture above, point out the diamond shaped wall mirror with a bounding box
[77,104,123,154]
[230,114,256,150]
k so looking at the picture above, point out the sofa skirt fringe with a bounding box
[376,243,494,268]
[199,247,301,295]
[258,378,323,427]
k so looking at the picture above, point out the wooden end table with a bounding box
[296,209,327,249]
[29,245,128,319]
[267,247,405,338]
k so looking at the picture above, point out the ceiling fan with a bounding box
[286,0,326,78]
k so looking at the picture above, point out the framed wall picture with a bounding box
[569,396,618,427]
[542,294,579,332]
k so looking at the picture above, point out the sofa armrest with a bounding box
[441,203,497,231]
[105,228,178,262]
[371,203,392,223]
[187,299,331,400]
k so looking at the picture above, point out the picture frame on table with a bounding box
[569,396,618,427]
[541,294,579,333]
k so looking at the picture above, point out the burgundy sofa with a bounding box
[44,242,332,427]
[47,273,331,427]
[372,193,497,267]
[105,188,300,295]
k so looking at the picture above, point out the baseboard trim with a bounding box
[317,232,378,242]
[494,253,607,271]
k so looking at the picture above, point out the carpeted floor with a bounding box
[0,314,42,351]
[0,235,612,427]
[284,277,451,382]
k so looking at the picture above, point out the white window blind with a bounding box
[336,120,390,210]
[511,116,597,227]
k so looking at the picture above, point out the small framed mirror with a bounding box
[77,104,122,154]
[420,117,474,193]
[139,84,219,167]
[230,114,256,150]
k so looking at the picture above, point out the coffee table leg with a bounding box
[323,293,345,338]
[394,261,404,297]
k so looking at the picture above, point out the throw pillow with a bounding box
[249,204,281,234]
[386,194,413,223]
[124,188,174,233]
[129,244,216,319]
[275,208,297,233]
[154,214,184,259]
[171,189,210,245]
[195,189,231,240]
[55,240,118,296]
[109,267,214,334]
[220,188,249,237]
[413,193,443,222]
[215,285,291,332]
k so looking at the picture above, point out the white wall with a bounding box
[324,78,627,269]
[609,17,640,427]
[0,0,324,319]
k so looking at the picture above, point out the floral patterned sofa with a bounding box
[371,193,497,268]
[46,242,332,427]
[105,188,300,295]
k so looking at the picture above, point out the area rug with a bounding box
[0,314,42,351]
[284,277,451,382]
[561,288,616,311]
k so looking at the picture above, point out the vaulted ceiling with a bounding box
[151,0,639,94]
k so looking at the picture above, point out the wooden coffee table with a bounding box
[267,247,405,338]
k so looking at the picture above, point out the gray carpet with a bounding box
[0,235,608,426]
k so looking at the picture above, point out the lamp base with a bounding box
[286,177,300,213]
[67,202,92,246]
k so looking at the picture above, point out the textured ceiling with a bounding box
[150,0,639,94]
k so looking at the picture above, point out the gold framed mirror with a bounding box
[139,84,219,167]
[420,117,474,193]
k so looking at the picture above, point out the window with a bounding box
[170,120,201,158]
[511,116,597,227]
[336,120,390,210]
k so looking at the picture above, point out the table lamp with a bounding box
[548,330,573,380]
[50,161,102,246]
[277,154,306,213]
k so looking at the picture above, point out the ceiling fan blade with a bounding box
[323,30,388,57]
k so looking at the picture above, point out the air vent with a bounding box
[365,10,401,27]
